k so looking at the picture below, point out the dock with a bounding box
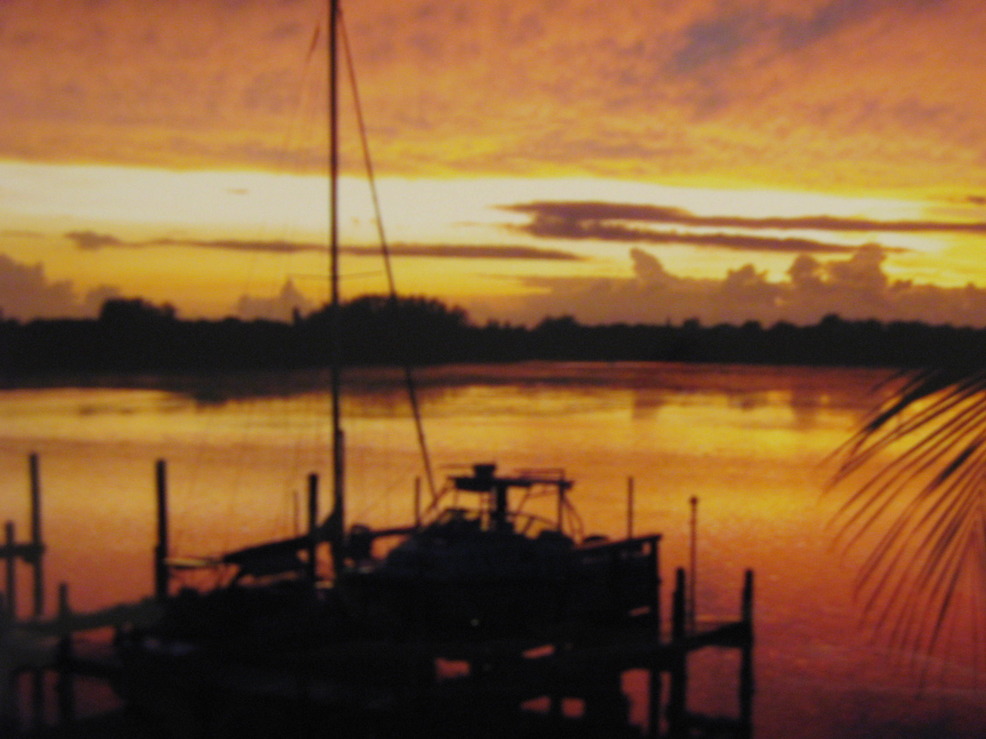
[2,453,754,737]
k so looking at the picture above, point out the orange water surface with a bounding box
[2,362,985,737]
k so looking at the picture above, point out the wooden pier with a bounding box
[1,454,161,736]
[2,454,755,737]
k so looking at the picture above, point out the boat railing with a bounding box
[419,506,571,542]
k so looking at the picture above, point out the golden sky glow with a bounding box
[4,0,986,325]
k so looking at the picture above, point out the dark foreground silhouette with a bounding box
[1,296,981,377]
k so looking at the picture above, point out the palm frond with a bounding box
[830,364,986,670]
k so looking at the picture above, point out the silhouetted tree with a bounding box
[5,300,986,374]
[99,298,176,325]
[832,362,986,670]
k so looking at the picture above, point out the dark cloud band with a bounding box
[506,200,986,234]
[64,231,582,262]
[504,201,951,254]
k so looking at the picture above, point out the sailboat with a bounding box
[113,1,664,733]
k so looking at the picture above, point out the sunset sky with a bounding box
[4,0,986,326]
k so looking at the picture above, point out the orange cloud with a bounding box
[0,253,120,319]
[3,0,986,191]
[493,244,986,328]
[62,230,582,262]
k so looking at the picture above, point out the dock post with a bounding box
[689,496,698,634]
[739,569,755,738]
[0,593,20,735]
[647,665,662,739]
[627,476,635,538]
[307,473,319,582]
[56,584,75,726]
[653,537,662,637]
[31,667,44,735]
[29,453,44,618]
[585,666,629,731]
[667,568,688,739]
[4,522,15,620]
[154,459,169,601]
[648,540,663,737]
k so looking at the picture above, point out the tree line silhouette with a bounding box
[1,295,982,377]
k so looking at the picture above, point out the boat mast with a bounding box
[328,0,345,564]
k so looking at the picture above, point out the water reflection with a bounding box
[4,362,982,738]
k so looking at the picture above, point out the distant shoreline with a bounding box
[2,296,981,380]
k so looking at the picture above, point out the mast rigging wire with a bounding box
[338,7,439,505]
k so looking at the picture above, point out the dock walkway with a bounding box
[3,453,754,738]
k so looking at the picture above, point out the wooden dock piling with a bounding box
[29,453,43,619]
[4,522,16,621]
[307,472,319,581]
[154,459,169,601]
[739,568,755,737]
[1,454,47,624]
[55,584,75,726]
[668,567,689,738]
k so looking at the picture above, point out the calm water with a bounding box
[2,361,986,737]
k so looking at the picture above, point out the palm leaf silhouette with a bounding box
[832,365,986,668]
